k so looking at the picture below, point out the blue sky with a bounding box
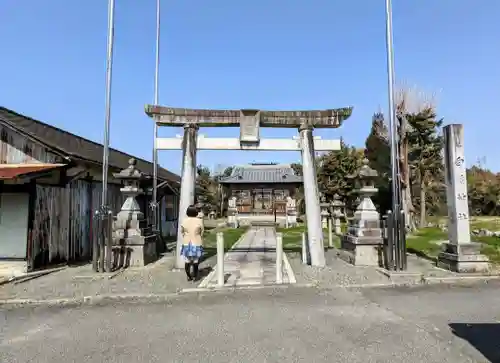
[1,1,499,174]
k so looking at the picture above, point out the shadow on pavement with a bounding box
[449,323,500,362]
[193,267,213,282]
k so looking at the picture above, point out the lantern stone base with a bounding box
[112,234,158,268]
[437,242,491,273]
[286,213,297,227]
[227,208,239,228]
[340,234,383,266]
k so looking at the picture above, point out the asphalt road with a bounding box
[1,282,499,363]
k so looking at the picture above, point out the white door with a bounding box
[0,193,29,258]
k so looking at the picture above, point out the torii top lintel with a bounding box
[145,105,353,128]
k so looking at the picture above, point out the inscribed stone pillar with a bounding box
[299,124,325,267]
[175,124,198,268]
[438,124,490,272]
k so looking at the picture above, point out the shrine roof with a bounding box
[219,163,302,184]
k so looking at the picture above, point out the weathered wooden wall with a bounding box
[0,125,62,164]
[0,123,180,270]
[28,180,123,270]
[161,193,179,237]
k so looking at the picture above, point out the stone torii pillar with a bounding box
[299,124,325,266]
[175,124,198,268]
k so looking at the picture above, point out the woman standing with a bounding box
[180,205,204,281]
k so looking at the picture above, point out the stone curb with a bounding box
[1,274,498,307]
[326,274,500,290]
[182,282,316,293]
[0,283,317,307]
[0,293,182,307]
[422,275,500,285]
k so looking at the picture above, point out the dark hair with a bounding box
[186,205,198,217]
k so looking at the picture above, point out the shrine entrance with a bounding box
[146,106,352,268]
[255,188,273,213]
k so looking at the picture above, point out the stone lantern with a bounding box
[113,158,157,267]
[227,196,238,228]
[331,193,345,235]
[319,193,330,230]
[285,196,297,228]
[341,159,383,266]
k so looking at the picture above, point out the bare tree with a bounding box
[395,85,440,231]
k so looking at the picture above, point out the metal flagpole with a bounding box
[102,0,115,208]
[95,0,116,272]
[151,0,161,231]
[384,0,404,270]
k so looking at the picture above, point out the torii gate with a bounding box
[145,105,353,268]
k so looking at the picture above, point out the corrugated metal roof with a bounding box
[0,163,65,180]
[219,164,302,184]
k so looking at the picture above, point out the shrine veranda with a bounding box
[146,105,353,268]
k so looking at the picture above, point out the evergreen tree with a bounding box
[290,162,303,176]
[316,141,364,210]
[196,165,217,213]
[364,112,392,213]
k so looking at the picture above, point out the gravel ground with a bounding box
[2,284,498,362]
[287,250,390,287]
[1,245,495,303]
[0,253,216,302]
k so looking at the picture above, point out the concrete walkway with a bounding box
[199,226,296,288]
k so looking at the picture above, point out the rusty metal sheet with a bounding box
[0,164,65,179]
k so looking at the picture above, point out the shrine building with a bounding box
[218,163,302,224]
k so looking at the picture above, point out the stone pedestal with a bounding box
[112,158,158,268]
[320,196,330,230]
[285,196,297,228]
[437,124,490,273]
[332,194,345,235]
[341,159,383,266]
[227,197,239,228]
[437,242,490,273]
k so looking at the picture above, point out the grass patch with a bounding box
[474,236,500,264]
[406,227,447,259]
[406,226,500,264]
[470,217,500,231]
[204,227,248,251]
[276,225,341,251]
[426,215,500,231]
[201,226,248,262]
[276,226,304,250]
